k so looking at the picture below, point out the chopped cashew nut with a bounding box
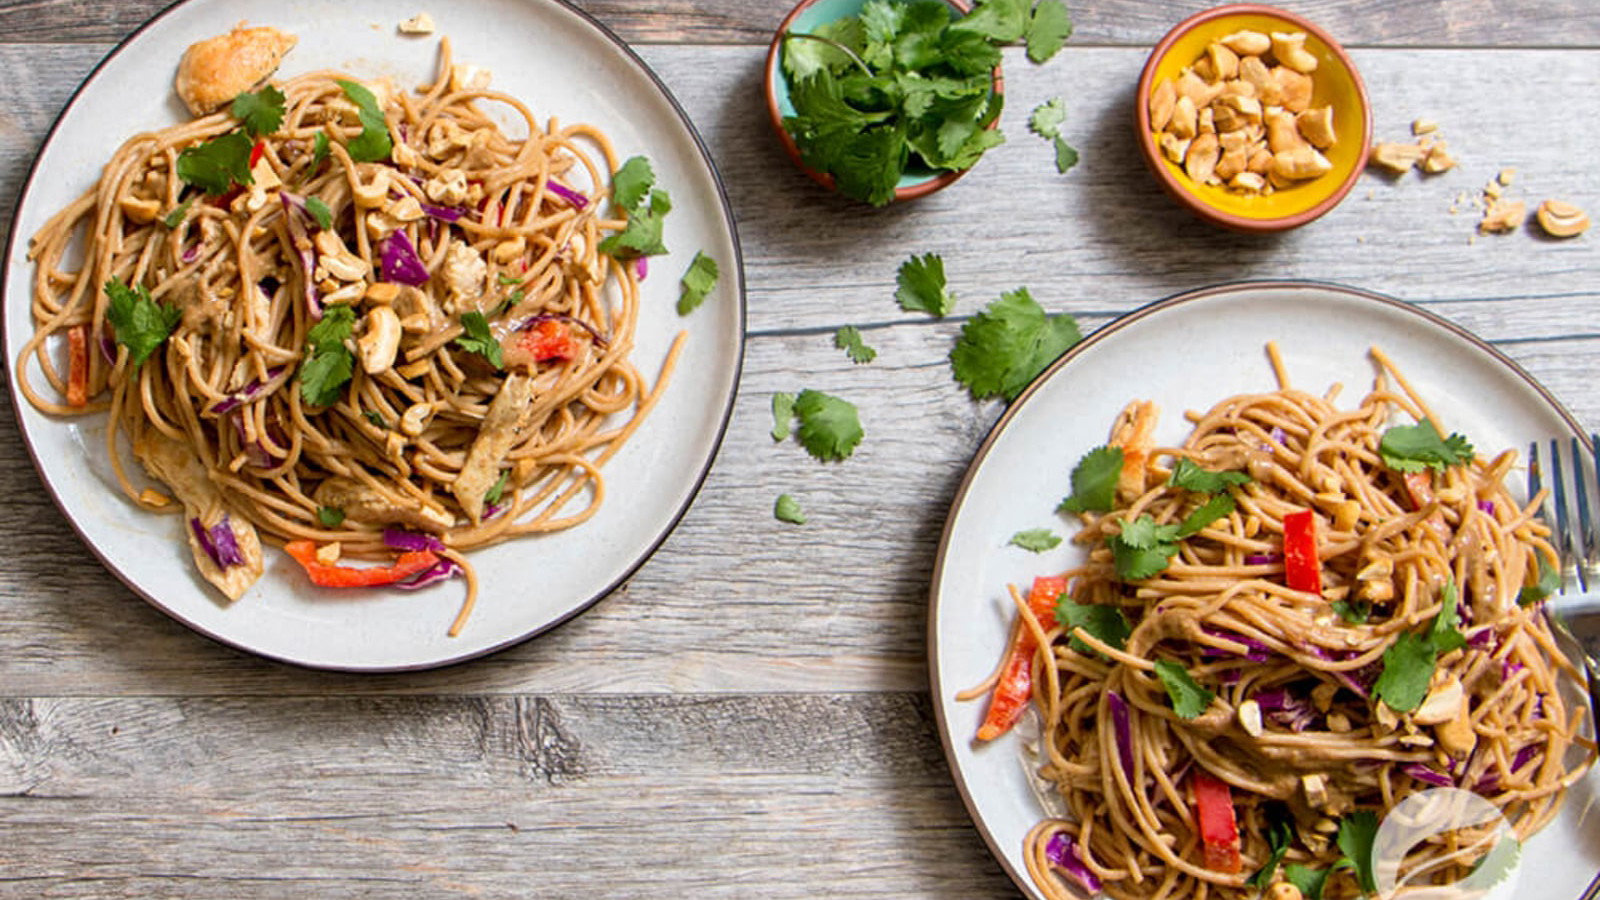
[1536,199,1591,238]
[398,13,435,34]
[1369,141,1426,174]
[1150,30,1337,196]
[357,306,403,374]
[1479,199,1526,234]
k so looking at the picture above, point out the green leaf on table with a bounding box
[1025,0,1073,63]
[834,325,877,364]
[794,389,863,461]
[949,287,1080,401]
[1008,527,1061,553]
[896,252,956,317]
[775,493,807,525]
[771,392,797,442]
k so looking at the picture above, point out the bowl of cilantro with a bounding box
[766,0,1055,206]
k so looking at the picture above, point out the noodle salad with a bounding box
[964,345,1595,900]
[15,26,692,635]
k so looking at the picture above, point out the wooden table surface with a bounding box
[1,1,1597,897]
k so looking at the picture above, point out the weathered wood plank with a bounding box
[0,694,1015,899]
[2,0,1597,47]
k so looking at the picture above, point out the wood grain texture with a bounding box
[0,43,1598,698]
[1,7,1598,899]
[0,0,1596,46]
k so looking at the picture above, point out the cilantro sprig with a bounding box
[773,389,865,461]
[1379,419,1475,473]
[1028,97,1079,173]
[775,493,807,525]
[299,305,357,407]
[1008,528,1061,553]
[175,85,286,195]
[949,287,1081,401]
[1153,659,1214,719]
[600,156,671,258]
[104,277,181,366]
[336,79,393,163]
[834,325,877,363]
[779,0,1072,205]
[677,251,720,315]
[1373,582,1467,712]
[1056,595,1130,657]
[454,311,504,369]
[896,253,956,317]
[1058,445,1123,514]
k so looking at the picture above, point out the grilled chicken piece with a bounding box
[312,477,454,532]
[1109,400,1159,505]
[174,25,297,116]
[133,430,264,601]
[453,373,536,522]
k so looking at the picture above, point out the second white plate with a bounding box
[929,281,1600,899]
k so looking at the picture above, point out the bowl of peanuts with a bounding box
[1136,4,1370,232]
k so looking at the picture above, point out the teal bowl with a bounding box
[762,0,995,203]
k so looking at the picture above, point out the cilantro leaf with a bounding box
[781,20,866,82]
[299,305,356,407]
[834,325,877,364]
[1008,528,1061,553]
[1331,598,1372,624]
[305,196,334,231]
[895,252,956,316]
[611,156,656,211]
[453,311,504,368]
[775,493,807,525]
[677,251,720,315]
[1336,811,1380,896]
[232,85,286,137]
[1051,136,1080,174]
[176,129,255,195]
[336,79,393,163]
[1284,864,1330,900]
[1153,659,1214,719]
[1057,596,1130,656]
[1029,97,1067,139]
[312,131,331,169]
[793,389,864,461]
[952,0,1027,43]
[1177,492,1235,538]
[1520,552,1560,606]
[1380,420,1475,473]
[1468,835,1521,889]
[1057,445,1123,514]
[771,392,796,441]
[161,198,194,229]
[103,277,181,366]
[1247,815,1295,888]
[1168,458,1252,493]
[316,506,345,528]
[598,188,670,258]
[1373,631,1436,713]
[1025,0,1073,63]
[1107,515,1181,581]
[484,470,511,507]
[949,287,1081,401]
[1429,581,1468,654]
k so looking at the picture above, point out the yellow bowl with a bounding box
[1135,4,1370,232]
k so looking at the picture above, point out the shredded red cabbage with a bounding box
[181,243,202,264]
[1478,500,1496,515]
[381,230,431,286]
[1243,553,1281,565]
[190,516,245,569]
[393,557,461,590]
[419,202,464,222]
[279,193,321,318]
[1201,628,1273,662]
[1253,687,1321,732]
[382,527,446,552]
[208,366,285,414]
[1106,691,1135,781]
[1043,832,1102,894]
[545,180,589,209]
[635,256,649,280]
[1402,763,1455,788]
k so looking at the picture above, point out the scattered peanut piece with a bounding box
[1147,29,1335,196]
[1536,199,1590,238]
[398,13,436,34]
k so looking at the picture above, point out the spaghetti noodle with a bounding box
[16,30,681,635]
[970,346,1594,899]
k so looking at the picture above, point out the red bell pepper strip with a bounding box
[520,319,576,363]
[249,139,267,168]
[976,575,1066,741]
[1282,509,1321,595]
[66,323,89,407]
[1191,770,1242,874]
[284,540,440,588]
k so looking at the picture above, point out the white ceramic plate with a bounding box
[929,282,1600,899]
[2,0,744,670]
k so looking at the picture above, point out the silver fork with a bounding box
[1527,437,1600,900]
[1528,436,1600,639]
